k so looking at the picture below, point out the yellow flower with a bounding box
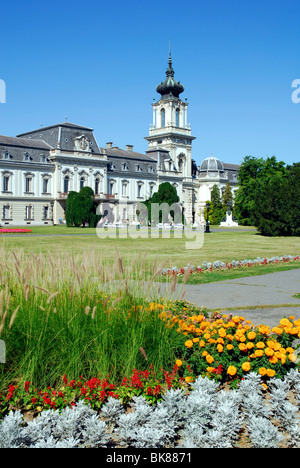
[226,344,233,350]
[246,342,254,350]
[175,359,183,367]
[280,318,292,328]
[272,326,283,335]
[266,369,276,378]
[265,348,274,357]
[202,350,208,356]
[273,342,281,351]
[256,342,265,349]
[258,325,271,335]
[185,376,193,383]
[217,344,224,353]
[259,367,267,376]
[185,340,194,348]
[218,328,226,338]
[242,362,251,372]
[239,343,247,352]
[199,340,205,348]
[232,316,241,324]
[269,356,278,364]
[288,354,297,362]
[206,355,214,364]
[254,349,264,358]
[192,337,199,343]
[247,331,256,340]
[227,366,237,376]
[267,340,276,349]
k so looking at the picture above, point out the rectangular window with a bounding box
[3,206,9,219]
[25,178,32,193]
[3,176,9,192]
[43,206,49,219]
[64,177,69,194]
[25,206,32,219]
[95,179,100,195]
[43,178,48,194]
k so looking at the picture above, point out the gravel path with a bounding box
[156,269,300,328]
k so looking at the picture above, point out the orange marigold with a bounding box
[242,362,251,372]
[184,340,193,348]
[227,365,237,376]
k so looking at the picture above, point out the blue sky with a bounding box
[1,0,299,166]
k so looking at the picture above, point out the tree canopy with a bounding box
[234,156,299,236]
[143,182,181,224]
[65,187,100,227]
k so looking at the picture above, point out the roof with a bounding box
[223,162,240,171]
[102,147,157,162]
[0,135,52,150]
[17,122,94,137]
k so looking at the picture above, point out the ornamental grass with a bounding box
[0,247,299,418]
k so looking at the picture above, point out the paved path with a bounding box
[154,269,300,328]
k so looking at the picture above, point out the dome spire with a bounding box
[156,42,184,98]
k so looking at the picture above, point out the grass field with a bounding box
[0,225,299,405]
[1,225,299,284]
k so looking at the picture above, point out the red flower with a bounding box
[153,385,162,396]
[24,381,31,393]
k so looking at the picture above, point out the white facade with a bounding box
[0,54,239,227]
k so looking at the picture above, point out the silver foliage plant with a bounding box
[1,370,300,448]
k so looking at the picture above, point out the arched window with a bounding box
[176,108,180,127]
[161,108,165,128]
[80,177,85,190]
[64,176,69,194]
[95,178,100,195]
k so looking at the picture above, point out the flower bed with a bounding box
[159,309,300,388]
[0,228,32,234]
[161,255,300,277]
[0,366,185,419]
[1,370,300,448]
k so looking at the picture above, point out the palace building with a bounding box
[0,52,239,227]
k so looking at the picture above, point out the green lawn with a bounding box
[1,226,299,270]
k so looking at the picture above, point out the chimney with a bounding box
[106,142,113,148]
[126,145,134,152]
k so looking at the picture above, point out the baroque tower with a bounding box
[145,47,198,224]
[145,48,195,178]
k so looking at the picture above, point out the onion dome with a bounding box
[156,52,184,98]
[200,155,224,172]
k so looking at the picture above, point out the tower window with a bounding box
[176,108,180,127]
[161,108,165,127]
